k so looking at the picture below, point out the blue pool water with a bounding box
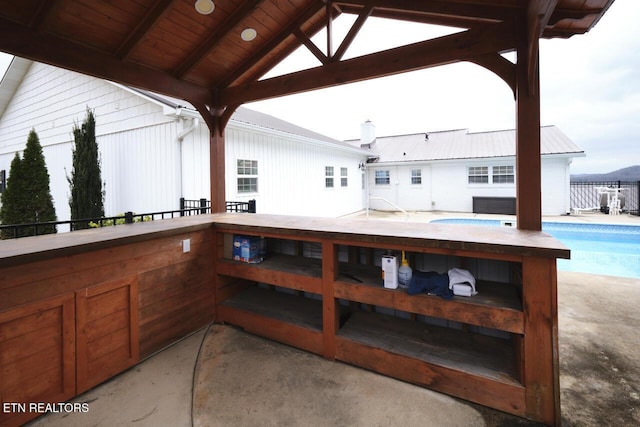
[430,219,640,279]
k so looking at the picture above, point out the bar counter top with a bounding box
[0,213,570,268]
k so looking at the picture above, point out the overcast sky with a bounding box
[246,0,639,175]
[1,1,637,174]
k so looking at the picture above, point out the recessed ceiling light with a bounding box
[241,28,257,41]
[195,0,215,15]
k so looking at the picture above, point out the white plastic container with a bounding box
[381,255,399,289]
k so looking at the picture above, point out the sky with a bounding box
[0,1,637,174]
[246,0,639,175]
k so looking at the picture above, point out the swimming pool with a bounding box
[430,219,640,279]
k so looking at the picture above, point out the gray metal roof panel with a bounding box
[365,126,583,163]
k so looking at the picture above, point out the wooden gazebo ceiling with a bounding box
[0,0,614,119]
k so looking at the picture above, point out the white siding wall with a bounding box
[180,121,210,201]
[0,63,182,218]
[541,157,571,215]
[99,124,182,215]
[366,165,399,211]
[223,125,365,217]
[367,157,571,215]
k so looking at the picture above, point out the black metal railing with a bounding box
[180,198,210,215]
[570,181,639,216]
[225,199,256,213]
[0,198,256,239]
[179,198,256,214]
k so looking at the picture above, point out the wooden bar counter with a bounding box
[211,213,569,426]
[0,213,569,426]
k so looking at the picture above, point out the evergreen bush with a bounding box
[0,129,57,238]
[68,108,105,230]
[0,153,27,238]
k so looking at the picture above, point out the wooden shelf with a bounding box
[211,214,564,425]
[218,286,325,355]
[335,263,524,334]
[217,254,322,294]
[336,311,526,416]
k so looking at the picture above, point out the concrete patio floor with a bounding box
[26,212,640,427]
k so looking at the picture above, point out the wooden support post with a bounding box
[191,101,227,214]
[522,257,560,425]
[322,240,338,360]
[515,24,542,231]
[210,126,226,213]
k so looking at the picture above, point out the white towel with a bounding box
[448,268,477,296]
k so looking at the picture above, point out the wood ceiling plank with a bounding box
[116,0,175,59]
[0,0,43,24]
[215,0,326,88]
[173,0,264,78]
[28,0,61,31]
[49,1,134,51]
[0,16,210,104]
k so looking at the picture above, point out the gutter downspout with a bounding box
[175,115,200,200]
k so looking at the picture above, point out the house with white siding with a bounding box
[350,121,584,216]
[1,57,583,222]
[0,57,368,222]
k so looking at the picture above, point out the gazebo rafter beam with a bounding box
[220,22,516,105]
[115,0,174,60]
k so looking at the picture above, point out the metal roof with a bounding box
[349,126,584,163]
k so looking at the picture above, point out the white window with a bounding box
[237,159,258,193]
[340,167,348,187]
[492,165,514,184]
[468,166,488,184]
[411,169,422,185]
[325,166,334,188]
[375,170,390,185]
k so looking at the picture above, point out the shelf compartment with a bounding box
[218,286,325,355]
[335,263,523,334]
[217,254,322,294]
[336,311,525,417]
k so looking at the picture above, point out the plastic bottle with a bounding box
[398,251,413,288]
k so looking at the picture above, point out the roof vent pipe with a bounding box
[360,120,375,145]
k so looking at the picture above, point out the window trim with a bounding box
[492,165,515,184]
[325,166,334,188]
[237,159,258,193]
[410,169,422,185]
[375,170,391,185]
[468,165,515,185]
[340,167,348,188]
[468,166,489,184]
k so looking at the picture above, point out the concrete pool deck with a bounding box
[345,208,640,226]
[25,211,640,427]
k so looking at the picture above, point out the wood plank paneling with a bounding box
[335,337,527,417]
[138,294,212,358]
[0,222,216,425]
[76,276,139,393]
[0,293,75,427]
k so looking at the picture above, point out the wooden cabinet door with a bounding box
[0,293,76,427]
[76,276,139,393]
